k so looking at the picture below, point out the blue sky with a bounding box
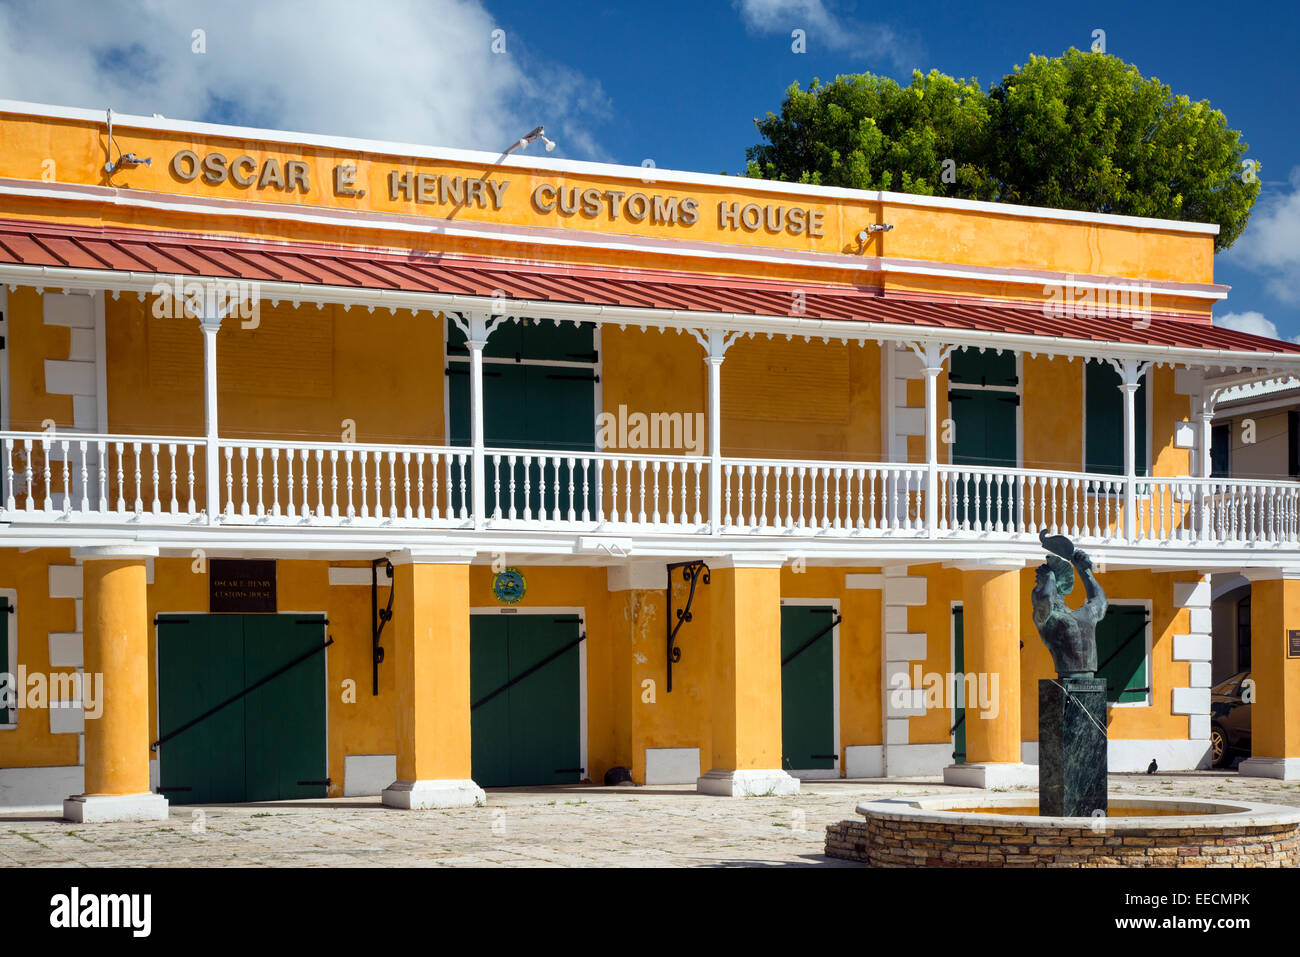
[489,0,1300,340]
[1,0,1296,339]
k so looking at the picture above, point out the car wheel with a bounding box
[1210,725,1230,768]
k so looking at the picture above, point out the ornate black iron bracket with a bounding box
[666,560,710,693]
[371,558,394,696]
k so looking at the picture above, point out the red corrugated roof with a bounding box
[0,218,1293,355]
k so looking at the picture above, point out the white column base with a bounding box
[942,762,1038,789]
[381,779,486,809]
[1238,757,1300,781]
[62,792,169,823]
[696,768,800,797]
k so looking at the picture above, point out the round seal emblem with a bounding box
[491,566,527,605]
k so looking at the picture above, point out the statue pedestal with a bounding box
[1038,677,1108,817]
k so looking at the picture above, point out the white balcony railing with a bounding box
[1,430,1298,549]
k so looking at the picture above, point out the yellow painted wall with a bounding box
[0,110,1218,305]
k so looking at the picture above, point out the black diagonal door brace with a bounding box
[781,614,842,667]
[471,622,586,712]
[151,635,334,752]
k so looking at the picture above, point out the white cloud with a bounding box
[0,0,611,158]
[1228,166,1300,304]
[733,0,919,69]
[1213,310,1300,343]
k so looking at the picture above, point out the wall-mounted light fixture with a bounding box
[103,108,152,176]
[504,125,556,156]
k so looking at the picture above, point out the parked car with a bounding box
[1209,670,1252,768]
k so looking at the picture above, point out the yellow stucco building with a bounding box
[0,100,1297,820]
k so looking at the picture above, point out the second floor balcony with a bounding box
[3,430,1298,552]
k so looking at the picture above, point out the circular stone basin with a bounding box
[825,794,1300,867]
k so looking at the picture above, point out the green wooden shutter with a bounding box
[949,348,1017,387]
[1095,604,1148,704]
[1085,361,1147,476]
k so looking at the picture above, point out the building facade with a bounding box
[0,100,1298,820]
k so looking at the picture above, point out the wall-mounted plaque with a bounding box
[210,559,277,613]
[1289,629,1300,659]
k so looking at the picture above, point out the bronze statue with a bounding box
[1031,531,1107,677]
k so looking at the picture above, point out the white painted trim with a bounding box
[780,597,841,778]
[327,565,374,586]
[469,605,588,782]
[0,763,83,809]
[343,753,397,797]
[0,99,1221,235]
[1108,737,1210,771]
[0,587,16,729]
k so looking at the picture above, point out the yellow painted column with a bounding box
[381,550,485,808]
[943,563,1035,788]
[1241,569,1300,779]
[64,546,168,822]
[697,558,799,796]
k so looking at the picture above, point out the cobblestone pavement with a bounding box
[1,772,1298,867]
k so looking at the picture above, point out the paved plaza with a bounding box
[2,772,1298,867]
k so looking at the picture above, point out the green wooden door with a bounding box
[470,616,512,788]
[780,605,836,773]
[507,615,582,785]
[243,616,328,801]
[470,614,582,787]
[157,614,328,804]
[157,615,247,804]
[952,607,966,765]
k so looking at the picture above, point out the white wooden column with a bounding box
[451,310,498,529]
[1117,358,1148,542]
[698,329,742,533]
[1196,391,1217,478]
[199,310,222,523]
[917,343,949,538]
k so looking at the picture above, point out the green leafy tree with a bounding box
[746,69,997,198]
[746,49,1258,251]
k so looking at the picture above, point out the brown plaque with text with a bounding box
[1289,629,1300,659]
[210,559,276,613]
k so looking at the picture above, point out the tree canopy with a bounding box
[745,49,1258,250]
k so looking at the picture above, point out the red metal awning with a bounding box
[0,217,1293,355]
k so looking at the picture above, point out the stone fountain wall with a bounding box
[826,801,1300,867]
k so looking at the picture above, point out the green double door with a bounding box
[157,614,328,804]
[470,614,582,787]
[780,605,837,774]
